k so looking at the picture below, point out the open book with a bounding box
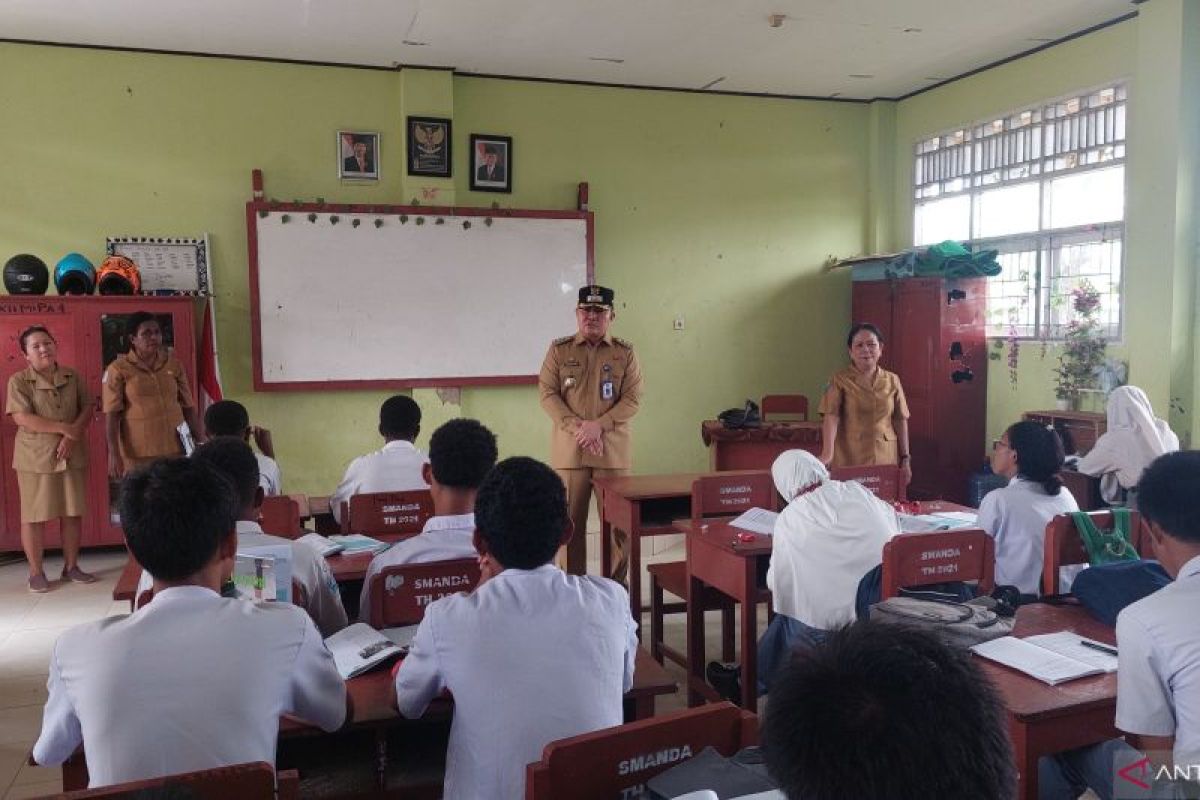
[297,532,344,557]
[325,623,405,679]
[972,631,1118,685]
[898,510,979,533]
[327,534,390,555]
[728,508,779,536]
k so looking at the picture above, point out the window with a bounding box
[913,84,1126,338]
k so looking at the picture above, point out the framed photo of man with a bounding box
[337,131,380,180]
[469,134,512,193]
[407,116,452,178]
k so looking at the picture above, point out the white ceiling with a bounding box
[1,0,1136,99]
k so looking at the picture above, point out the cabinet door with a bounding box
[890,280,943,499]
[851,281,895,370]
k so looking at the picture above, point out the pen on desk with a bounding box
[1079,640,1118,657]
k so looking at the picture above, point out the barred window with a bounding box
[913,84,1126,339]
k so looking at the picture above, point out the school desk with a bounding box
[699,420,822,471]
[978,602,1118,800]
[682,501,972,710]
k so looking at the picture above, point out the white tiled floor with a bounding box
[0,548,128,799]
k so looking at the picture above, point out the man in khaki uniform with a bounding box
[538,285,643,579]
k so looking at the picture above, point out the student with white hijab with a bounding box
[1076,386,1179,508]
[708,449,900,698]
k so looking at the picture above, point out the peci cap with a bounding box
[577,285,614,310]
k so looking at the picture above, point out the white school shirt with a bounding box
[977,476,1079,594]
[135,521,349,636]
[1116,555,1200,767]
[256,452,283,496]
[358,513,476,621]
[330,440,428,523]
[32,585,346,788]
[395,564,638,800]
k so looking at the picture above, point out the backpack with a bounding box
[869,595,1014,647]
[1071,509,1140,566]
[717,400,761,430]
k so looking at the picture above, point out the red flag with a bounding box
[198,299,223,414]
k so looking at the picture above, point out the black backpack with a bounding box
[717,400,761,429]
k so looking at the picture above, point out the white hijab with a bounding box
[1077,386,1179,500]
[766,450,900,629]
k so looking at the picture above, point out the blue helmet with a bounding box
[54,253,96,295]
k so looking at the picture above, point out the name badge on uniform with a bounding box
[601,364,614,401]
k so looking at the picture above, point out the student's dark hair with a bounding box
[474,456,566,569]
[429,418,498,490]
[192,438,260,512]
[125,311,158,339]
[1005,420,1065,495]
[120,458,239,582]
[203,399,251,438]
[379,395,421,440]
[1137,450,1200,544]
[17,325,53,354]
[846,322,884,348]
[764,621,1015,800]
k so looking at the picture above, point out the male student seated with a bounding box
[1040,450,1200,800]
[204,398,282,496]
[394,456,638,799]
[331,394,427,525]
[764,621,1015,800]
[32,458,347,788]
[359,418,497,619]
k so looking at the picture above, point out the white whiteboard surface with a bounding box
[251,210,590,388]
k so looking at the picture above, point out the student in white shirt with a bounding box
[359,418,497,620]
[331,395,427,524]
[1076,386,1179,508]
[204,399,283,496]
[1040,451,1200,799]
[978,420,1078,596]
[32,458,347,788]
[394,456,638,800]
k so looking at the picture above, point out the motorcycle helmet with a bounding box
[97,255,141,295]
[54,253,96,295]
[3,254,50,295]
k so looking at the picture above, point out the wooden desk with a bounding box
[978,603,1118,800]
[700,420,821,471]
[683,500,972,710]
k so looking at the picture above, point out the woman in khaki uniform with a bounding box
[103,311,200,478]
[5,326,94,592]
[817,323,912,486]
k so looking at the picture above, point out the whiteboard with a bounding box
[250,207,591,389]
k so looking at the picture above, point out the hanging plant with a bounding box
[1052,280,1107,407]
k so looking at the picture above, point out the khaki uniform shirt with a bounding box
[102,351,194,461]
[538,333,643,469]
[5,366,89,473]
[819,365,909,467]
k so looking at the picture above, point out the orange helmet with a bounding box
[97,256,141,295]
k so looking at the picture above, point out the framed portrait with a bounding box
[337,131,380,181]
[407,116,452,178]
[469,134,512,193]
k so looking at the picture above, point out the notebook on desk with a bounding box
[972,632,1118,685]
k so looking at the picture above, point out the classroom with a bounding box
[0,1,1198,798]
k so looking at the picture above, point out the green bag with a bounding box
[1071,509,1140,565]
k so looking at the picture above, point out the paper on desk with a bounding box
[972,635,1104,685]
[728,508,779,536]
[325,623,403,679]
[380,625,420,652]
[897,512,978,532]
[1025,632,1118,673]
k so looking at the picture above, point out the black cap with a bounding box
[577,285,614,309]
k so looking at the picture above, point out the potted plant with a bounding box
[1053,281,1107,410]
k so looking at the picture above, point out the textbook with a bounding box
[971,632,1118,685]
[327,534,390,555]
[233,545,292,603]
[380,624,420,654]
[897,510,979,533]
[325,623,404,679]
[297,532,344,557]
[728,508,779,536]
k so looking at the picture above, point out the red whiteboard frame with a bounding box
[246,174,595,391]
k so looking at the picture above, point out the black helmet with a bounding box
[3,254,50,295]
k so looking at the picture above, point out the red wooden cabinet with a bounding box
[852,277,987,504]
[0,296,197,552]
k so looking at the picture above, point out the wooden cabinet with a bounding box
[852,277,988,504]
[1022,410,1107,456]
[0,296,197,552]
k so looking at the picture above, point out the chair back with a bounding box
[525,702,758,800]
[57,761,297,799]
[881,530,995,599]
[260,495,302,539]
[343,489,434,540]
[366,558,481,627]
[830,464,906,501]
[1042,510,1145,594]
[760,393,809,421]
[690,472,776,528]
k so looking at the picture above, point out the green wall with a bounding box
[0,43,869,493]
